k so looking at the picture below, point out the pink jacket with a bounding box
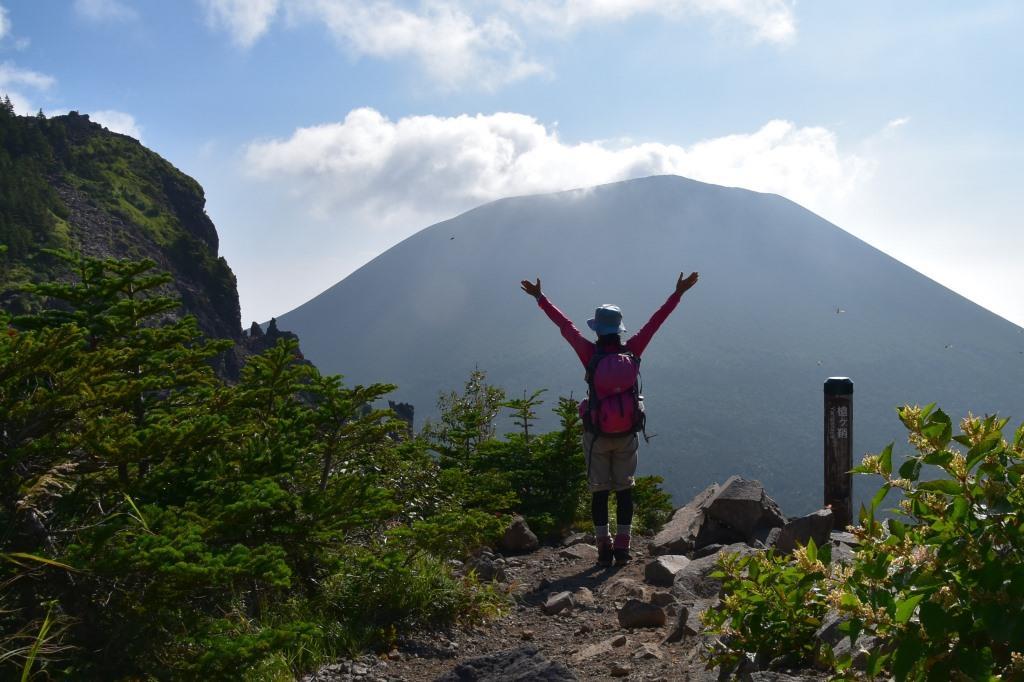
[536,291,683,367]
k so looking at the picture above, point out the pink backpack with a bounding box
[579,349,646,437]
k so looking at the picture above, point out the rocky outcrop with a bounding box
[651,478,787,555]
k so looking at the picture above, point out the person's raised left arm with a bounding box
[627,271,699,356]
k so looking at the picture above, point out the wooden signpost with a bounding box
[824,377,853,530]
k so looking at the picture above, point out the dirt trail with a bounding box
[314,537,717,681]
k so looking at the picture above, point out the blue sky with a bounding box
[1,0,1021,326]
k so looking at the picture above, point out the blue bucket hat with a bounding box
[587,304,626,336]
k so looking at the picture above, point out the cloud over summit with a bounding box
[246,107,867,227]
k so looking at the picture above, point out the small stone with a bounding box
[633,642,664,660]
[387,650,400,660]
[573,587,595,608]
[560,544,598,561]
[521,629,535,641]
[610,663,632,677]
[575,623,593,635]
[543,591,574,615]
[617,598,667,628]
[572,635,629,662]
[649,591,677,608]
[351,663,369,675]
[600,577,647,600]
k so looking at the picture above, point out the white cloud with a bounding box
[74,0,138,22]
[0,61,57,114]
[90,110,143,141]
[0,61,56,91]
[885,116,910,130]
[200,0,281,48]
[246,108,867,227]
[202,0,794,90]
[503,0,796,43]
[288,0,545,90]
[0,5,9,40]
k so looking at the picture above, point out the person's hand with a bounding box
[676,271,699,296]
[520,278,542,299]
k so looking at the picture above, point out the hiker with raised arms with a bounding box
[520,272,699,567]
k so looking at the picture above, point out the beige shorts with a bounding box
[583,432,639,492]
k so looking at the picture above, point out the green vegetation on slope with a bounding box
[0,100,237,337]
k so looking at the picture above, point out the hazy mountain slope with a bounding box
[278,175,1024,512]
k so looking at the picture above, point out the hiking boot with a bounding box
[613,533,631,566]
[596,539,613,567]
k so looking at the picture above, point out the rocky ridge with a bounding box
[302,476,861,681]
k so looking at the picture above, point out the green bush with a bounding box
[703,540,833,672]
[0,253,509,679]
[704,404,1024,680]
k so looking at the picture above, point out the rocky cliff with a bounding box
[0,108,240,345]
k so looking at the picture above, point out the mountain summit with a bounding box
[277,175,1024,511]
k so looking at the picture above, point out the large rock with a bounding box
[644,555,691,587]
[776,509,833,554]
[703,476,786,537]
[617,599,667,628]
[436,646,577,681]
[672,543,758,601]
[500,516,539,554]
[650,484,719,555]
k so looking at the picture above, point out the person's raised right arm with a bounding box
[520,277,592,366]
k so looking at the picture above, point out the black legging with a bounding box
[591,489,634,528]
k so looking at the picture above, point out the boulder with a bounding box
[500,516,539,554]
[644,555,691,587]
[703,476,786,538]
[617,598,667,628]
[650,484,718,555]
[672,544,758,601]
[776,509,833,554]
[436,646,577,681]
